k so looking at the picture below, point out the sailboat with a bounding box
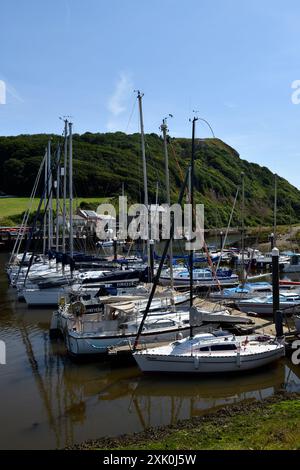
[133,332,285,374]
[133,117,285,374]
[235,292,300,316]
[50,288,191,338]
[160,266,239,287]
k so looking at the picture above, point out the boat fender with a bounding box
[176,332,183,341]
[112,311,119,320]
[236,345,241,367]
[71,301,86,317]
[194,356,200,370]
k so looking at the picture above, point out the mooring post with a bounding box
[220,231,224,250]
[275,310,284,337]
[272,247,280,323]
[270,232,274,250]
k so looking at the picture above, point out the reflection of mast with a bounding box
[132,397,147,429]
[17,320,61,447]
[130,387,185,430]
[16,318,85,448]
[171,396,184,425]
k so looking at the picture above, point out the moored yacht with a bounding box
[236,292,300,316]
[209,282,273,301]
[133,332,285,374]
[160,267,239,287]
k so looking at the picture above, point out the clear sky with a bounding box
[1,0,300,187]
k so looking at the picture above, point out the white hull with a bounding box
[237,302,300,315]
[50,292,191,335]
[23,287,65,306]
[65,325,204,356]
[134,345,284,374]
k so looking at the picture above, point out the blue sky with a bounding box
[1,0,300,187]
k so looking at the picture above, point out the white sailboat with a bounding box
[62,301,245,357]
[236,292,300,316]
[160,266,239,287]
[133,332,285,374]
[50,290,191,337]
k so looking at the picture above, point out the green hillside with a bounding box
[0,132,299,228]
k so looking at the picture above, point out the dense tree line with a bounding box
[0,131,299,227]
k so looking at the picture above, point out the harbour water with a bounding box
[0,252,300,449]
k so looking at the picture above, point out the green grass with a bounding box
[0,197,110,225]
[90,397,300,450]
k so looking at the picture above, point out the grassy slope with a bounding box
[83,396,300,451]
[0,197,109,225]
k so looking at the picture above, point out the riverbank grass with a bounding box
[90,397,300,450]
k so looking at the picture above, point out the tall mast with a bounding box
[62,119,68,256]
[189,116,198,338]
[69,121,74,258]
[47,139,53,253]
[274,173,277,246]
[55,145,61,253]
[43,146,47,263]
[136,91,151,280]
[136,91,148,211]
[161,117,174,299]
[241,171,245,285]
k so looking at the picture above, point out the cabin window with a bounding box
[149,321,174,329]
[210,344,237,351]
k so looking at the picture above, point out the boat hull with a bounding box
[134,346,285,374]
[160,277,239,288]
[236,302,300,316]
[23,287,65,306]
[65,325,205,356]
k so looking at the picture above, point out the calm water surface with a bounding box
[0,252,300,449]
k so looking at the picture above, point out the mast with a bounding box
[189,117,198,338]
[161,117,174,300]
[69,121,74,258]
[43,146,47,263]
[47,139,53,253]
[136,91,151,281]
[274,173,277,246]
[62,119,68,256]
[241,171,245,285]
[133,166,190,351]
[55,145,61,253]
[9,153,46,265]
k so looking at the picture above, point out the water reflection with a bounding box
[0,253,300,449]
